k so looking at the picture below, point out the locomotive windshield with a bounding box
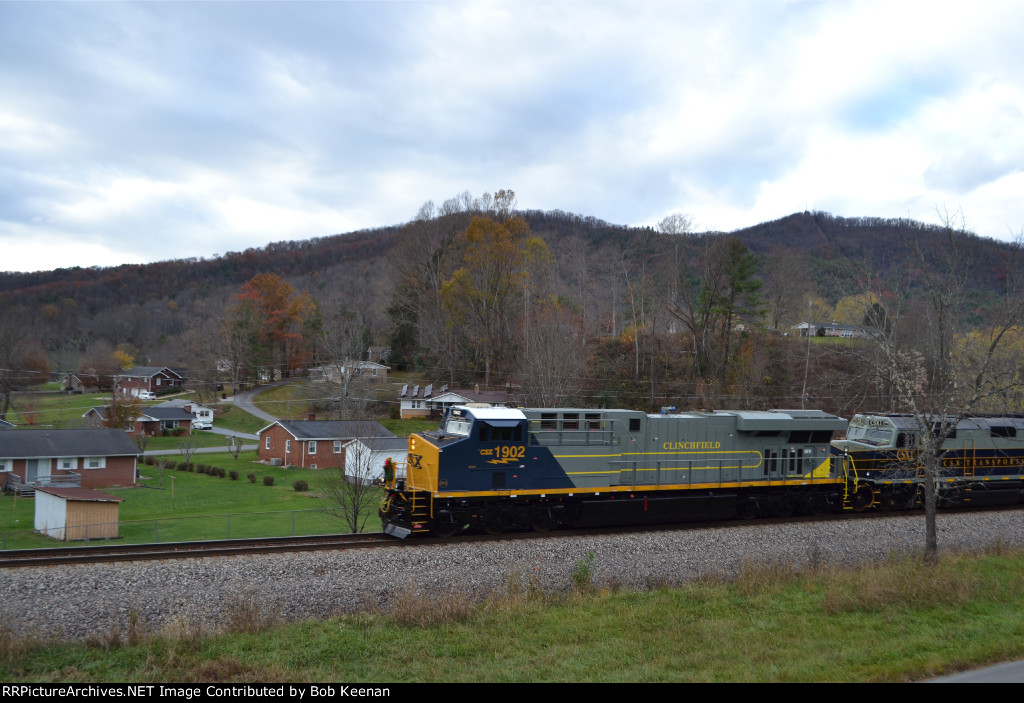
[846,425,894,447]
[445,418,472,436]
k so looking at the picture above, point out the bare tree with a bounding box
[321,423,388,533]
[851,216,1024,562]
[225,435,243,460]
[177,435,198,466]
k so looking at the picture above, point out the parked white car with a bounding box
[192,419,212,430]
[137,391,157,400]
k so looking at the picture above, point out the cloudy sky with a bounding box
[2,1,1023,273]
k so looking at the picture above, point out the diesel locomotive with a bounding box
[834,412,1024,511]
[380,405,849,538]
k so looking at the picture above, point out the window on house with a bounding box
[0,459,11,473]
[85,457,106,469]
[309,441,317,454]
[265,436,270,450]
[334,441,342,453]
[60,458,75,471]
[286,440,291,453]
[156,378,162,386]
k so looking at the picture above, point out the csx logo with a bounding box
[409,454,423,469]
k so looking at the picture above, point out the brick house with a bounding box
[0,429,142,491]
[257,420,395,469]
[114,366,186,397]
[83,406,194,436]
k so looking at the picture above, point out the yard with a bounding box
[0,450,383,550]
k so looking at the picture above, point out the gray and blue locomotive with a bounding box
[381,405,848,537]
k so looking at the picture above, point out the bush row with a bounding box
[140,455,304,489]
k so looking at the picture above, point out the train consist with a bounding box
[379,406,1024,538]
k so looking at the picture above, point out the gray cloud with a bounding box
[2,1,1023,272]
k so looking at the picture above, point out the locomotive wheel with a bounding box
[530,512,557,533]
[736,498,758,520]
[430,519,460,539]
[482,509,514,535]
[851,485,876,512]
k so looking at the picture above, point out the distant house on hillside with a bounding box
[63,372,102,394]
[114,366,186,397]
[156,399,215,429]
[83,406,194,436]
[398,383,509,419]
[792,321,871,339]
[309,360,390,385]
[257,419,395,469]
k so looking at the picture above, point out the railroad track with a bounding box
[5,504,1019,568]
[0,532,402,568]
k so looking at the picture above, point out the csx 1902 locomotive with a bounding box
[380,405,849,537]
[834,412,1024,511]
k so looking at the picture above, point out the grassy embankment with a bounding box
[2,549,1023,682]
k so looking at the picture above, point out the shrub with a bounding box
[229,470,239,481]
[247,473,257,483]
[216,467,226,478]
[572,550,596,592]
[196,465,207,474]
[263,476,275,487]
[293,480,308,492]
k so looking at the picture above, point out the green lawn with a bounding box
[0,451,380,550]
[7,389,115,428]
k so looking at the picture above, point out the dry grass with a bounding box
[222,589,281,635]
[386,585,479,627]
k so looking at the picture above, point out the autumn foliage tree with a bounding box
[441,190,551,387]
[223,273,319,380]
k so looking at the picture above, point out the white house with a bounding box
[398,383,509,418]
[342,436,409,483]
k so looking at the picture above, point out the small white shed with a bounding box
[34,487,124,541]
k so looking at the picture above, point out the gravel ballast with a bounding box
[3,511,1023,641]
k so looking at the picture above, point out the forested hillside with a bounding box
[2,191,1022,423]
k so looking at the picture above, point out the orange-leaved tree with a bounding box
[225,273,319,381]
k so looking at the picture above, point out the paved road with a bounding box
[145,444,257,457]
[228,382,287,425]
[141,385,277,457]
[928,659,1024,683]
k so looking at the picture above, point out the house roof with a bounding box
[341,360,390,370]
[0,429,142,458]
[36,487,124,502]
[86,406,194,422]
[156,399,213,412]
[399,383,508,405]
[115,366,185,379]
[345,436,409,452]
[259,420,396,440]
